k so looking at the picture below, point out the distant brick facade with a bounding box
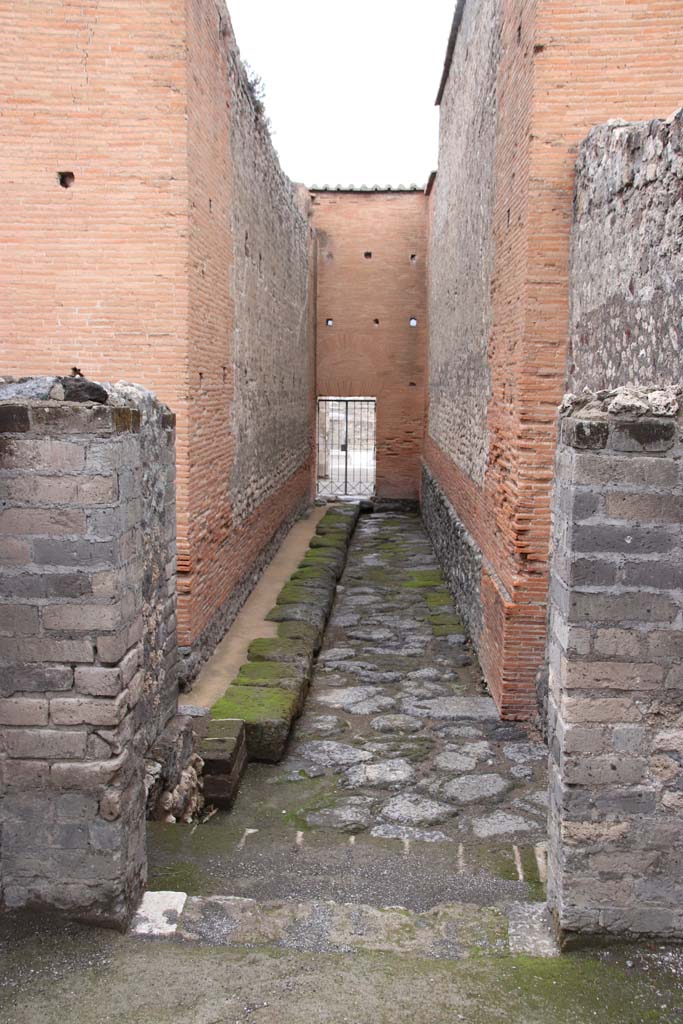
[425,0,683,718]
[0,1,314,683]
[311,191,428,500]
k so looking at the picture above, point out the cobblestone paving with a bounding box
[148,510,549,910]
[284,511,548,844]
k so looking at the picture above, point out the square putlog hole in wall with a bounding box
[326,318,334,327]
[58,171,75,189]
[409,317,418,328]
[364,251,372,259]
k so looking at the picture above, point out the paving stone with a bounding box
[329,613,360,628]
[407,667,442,681]
[380,792,457,825]
[320,647,356,661]
[344,665,403,683]
[370,823,451,843]
[130,891,187,936]
[399,682,450,699]
[511,797,547,820]
[343,758,416,789]
[442,774,510,804]
[272,760,326,782]
[450,650,474,667]
[472,812,534,838]
[402,696,499,721]
[434,750,478,773]
[502,742,547,765]
[527,790,549,809]
[305,796,376,833]
[432,724,484,741]
[460,740,493,760]
[370,714,423,734]
[346,628,395,642]
[297,715,348,738]
[315,686,377,709]
[296,740,374,767]
[508,903,559,957]
[349,695,397,714]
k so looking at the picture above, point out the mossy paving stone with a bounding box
[277,618,322,647]
[235,660,300,684]
[211,685,299,762]
[309,532,349,550]
[291,564,338,584]
[247,636,314,672]
[404,569,446,588]
[265,601,328,631]
[275,581,335,609]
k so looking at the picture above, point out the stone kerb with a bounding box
[203,505,360,805]
[0,376,177,926]
[546,384,683,940]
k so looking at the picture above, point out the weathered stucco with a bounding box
[569,110,683,391]
[428,0,499,486]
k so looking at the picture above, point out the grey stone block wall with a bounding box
[421,465,483,644]
[0,380,177,926]
[547,388,683,939]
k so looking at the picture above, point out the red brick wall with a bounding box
[426,0,683,717]
[0,1,313,675]
[312,191,428,500]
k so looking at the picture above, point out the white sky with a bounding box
[226,0,456,187]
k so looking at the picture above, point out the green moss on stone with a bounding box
[211,685,296,723]
[277,620,321,645]
[276,582,332,606]
[425,591,452,608]
[292,565,336,582]
[309,532,347,549]
[234,661,298,683]
[405,570,445,588]
[317,514,352,534]
[247,636,312,663]
[429,613,464,629]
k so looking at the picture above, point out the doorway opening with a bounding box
[316,397,376,498]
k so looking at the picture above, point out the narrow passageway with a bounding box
[149,511,548,919]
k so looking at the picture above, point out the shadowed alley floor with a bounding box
[148,511,549,910]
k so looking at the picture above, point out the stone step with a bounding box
[131,890,559,959]
[199,718,248,809]
[205,504,360,769]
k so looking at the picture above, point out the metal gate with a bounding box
[317,397,376,498]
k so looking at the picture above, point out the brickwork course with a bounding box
[0,382,177,924]
[0,0,314,686]
[424,0,683,718]
[547,388,683,938]
[311,190,428,500]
